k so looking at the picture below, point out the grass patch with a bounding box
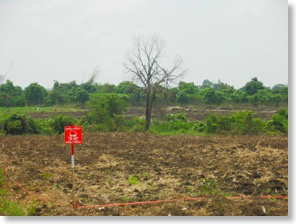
[0,170,37,216]
[127,175,139,185]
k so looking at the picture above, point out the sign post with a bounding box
[64,124,82,209]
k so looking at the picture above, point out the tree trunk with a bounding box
[145,91,152,131]
[144,87,156,132]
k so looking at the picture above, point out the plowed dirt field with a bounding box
[0,133,288,216]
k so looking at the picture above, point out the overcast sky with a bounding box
[0,0,288,89]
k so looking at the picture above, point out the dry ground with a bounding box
[0,133,288,216]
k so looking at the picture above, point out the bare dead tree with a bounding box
[124,34,185,131]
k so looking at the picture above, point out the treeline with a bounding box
[0,77,288,107]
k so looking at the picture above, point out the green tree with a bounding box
[50,115,75,134]
[176,90,189,104]
[45,90,64,105]
[203,89,224,106]
[116,81,140,94]
[52,81,78,103]
[116,81,145,105]
[200,79,213,89]
[0,80,25,107]
[266,108,288,134]
[177,81,198,94]
[98,83,116,93]
[86,93,127,124]
[230,90,248,103]
[24,83,47,105]
[75,88,89,104]
[243,77,265,95]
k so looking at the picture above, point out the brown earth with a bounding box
[0,133,288,216]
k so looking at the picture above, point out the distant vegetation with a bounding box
[0,77,288,108]
[0,77,288,135]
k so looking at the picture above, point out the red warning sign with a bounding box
[64,125,82,144]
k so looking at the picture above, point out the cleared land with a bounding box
[0,133,288,216]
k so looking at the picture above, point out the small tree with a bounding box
[86,93,127,124]
[124,34,185,131]
[243,77,265,95]
[24,82,47,105]
[203,89,224,106]
[75,88,89,104]
[50,115,75,134]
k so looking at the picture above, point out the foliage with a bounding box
[205,111,266,135]
[200,178,219,195]
[83,93,127,131]
[150,113,206,135]
[122,117,146,132]
[266,108,288,134]
[203,89,225,106]
[176,90,189,104]
[230,90,248,103]
[0,78,288,109]
[0,170,36,216]
[229,111,266,134]
[0,77,289,136]
[24,82,47,105]
[50,115,75,134]
[127,175,139,185]
[3,114,40,135]
[242,77,265,95]
[0,190,36,216]
[0,80,25,107]
[75,88,89,104]
[178,81,199,94]
[116,81,145,105]
[45,90,64,105]
[165,113,187,122]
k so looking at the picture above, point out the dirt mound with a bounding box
[0,133,288,216]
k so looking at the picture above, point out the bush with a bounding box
[50,115,75,134]
[83,93,127,131]
[166,113,187,122]
[192,121,206,132]
[123,117,145,132]
[266,108,288,134]
[229,111,266,135]
[3,114,40,135]
[205,111,266,135]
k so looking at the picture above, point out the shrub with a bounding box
[266,108,288,134]
[50,115,75,134]
[82,93,127,131]
[192,121,206,132]
[165,113,187,122]
[123,117,145,132]
[229,111,266,135]
[205,111,266,135]
[3,114,40,135]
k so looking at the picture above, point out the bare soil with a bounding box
[0,133,288,216]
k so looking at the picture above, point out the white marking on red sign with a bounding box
[64,126,82,144]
